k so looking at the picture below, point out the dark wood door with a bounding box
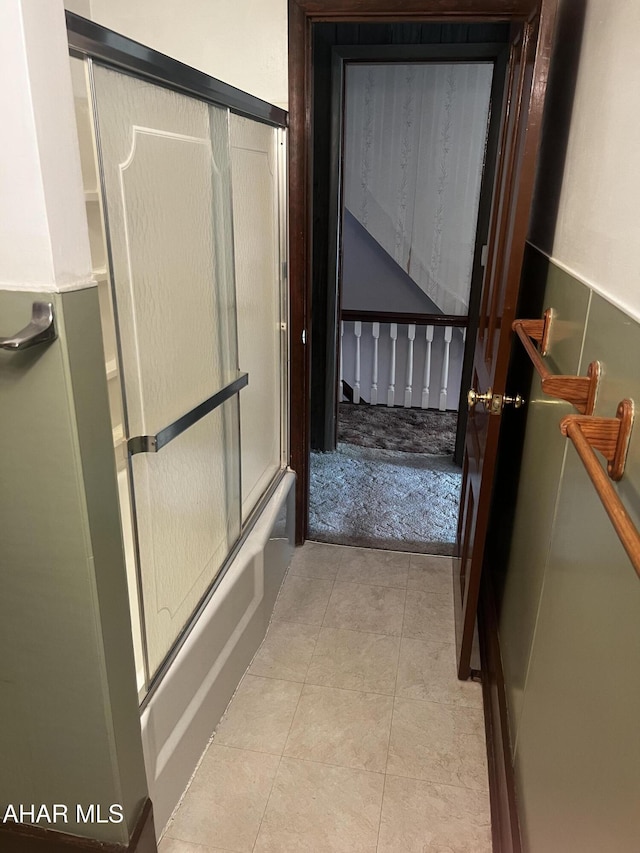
[454,6,557,679]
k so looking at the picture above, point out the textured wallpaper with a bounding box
[344,63,493,316]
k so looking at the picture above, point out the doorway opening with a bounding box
[307,25,509,555]
[290,5,558,846]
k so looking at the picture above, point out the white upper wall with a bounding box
[65,0,639,316]
[79,0,288,110]
[1,0,92,291]
[547,0,640,318]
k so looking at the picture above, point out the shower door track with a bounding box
[66,12,287,128]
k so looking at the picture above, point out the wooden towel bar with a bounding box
[560,400,639,580]
[512,308,600,415]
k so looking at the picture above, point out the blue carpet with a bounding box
[309,443,461,555]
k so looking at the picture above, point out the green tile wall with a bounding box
[0,287,147,843]
[500,260,591,737]
[499,247,640,852]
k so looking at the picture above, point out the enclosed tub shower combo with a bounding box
[68,15,293,836]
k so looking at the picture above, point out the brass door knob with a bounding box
[467,388,493,411]
[468,388,525,414]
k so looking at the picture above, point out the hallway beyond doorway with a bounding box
[338,403,458,455]
[309,445,460,554]
[308,404,461,554]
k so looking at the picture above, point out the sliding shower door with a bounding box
[231,115,288,522]
[90,65,242,680]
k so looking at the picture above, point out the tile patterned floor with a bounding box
[160,542,491,853]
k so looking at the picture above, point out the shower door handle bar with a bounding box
[0,302,57,351]
[128,371,248,455]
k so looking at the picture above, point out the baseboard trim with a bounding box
[0,799,156,853]
[478,572,522,853]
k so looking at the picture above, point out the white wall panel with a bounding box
[1,0,91,291]
[86,0,288,110]
[542,0,640,320]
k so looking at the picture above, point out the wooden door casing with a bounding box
[289,1,558,685]
[455,6,558,678]
[290,0,558,546]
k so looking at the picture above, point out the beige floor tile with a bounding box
[402,589,456,643]
[253,757,384,852]
[337,547,409,588]
[164,546,491,853]
[289,541,344,580]
[408,554,454,597]
[284,684,393,773]
[387,698,488,790]
[214,675,302,754]
[165,745,279,852]
[272,575,334,625]
[160,838,229,853]
[377,775,492,853]
[396,638,483,708]
[306,627,400,695]
[249,621,319,682]
[323,581,405,636]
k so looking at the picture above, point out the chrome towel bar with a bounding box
[0,302,57,351]
[128,371,249,455]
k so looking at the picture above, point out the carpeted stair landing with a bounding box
[337,403,458,455]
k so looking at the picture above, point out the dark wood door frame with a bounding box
[289,0,549,546]
[315,42,509,456]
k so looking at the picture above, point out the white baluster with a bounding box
[339,320,344,402]
[404,323,416,408]
[422,325,434,409]
[387,323,397,407]
[439,325,453,411]
[370,321,380,405]
[353,321,362,404]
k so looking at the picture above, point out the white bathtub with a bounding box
[139,471,295,837]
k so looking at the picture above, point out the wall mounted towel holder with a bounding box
[560,399,639,579]
[127,372,249,455]
[0,302,57,351]
[512,308,600,415]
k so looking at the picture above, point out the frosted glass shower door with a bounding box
[91,66,242,679]
[231,115,287,521]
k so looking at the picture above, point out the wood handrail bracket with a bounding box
[560,399,634,481]
[560,400,639,579]
[512,308,600,414]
